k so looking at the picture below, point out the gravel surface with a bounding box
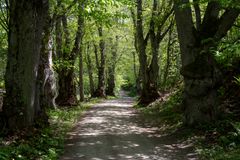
[60,93,198,160]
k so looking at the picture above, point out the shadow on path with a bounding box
[60,93,198,160]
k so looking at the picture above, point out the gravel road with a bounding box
[60,94,198,160]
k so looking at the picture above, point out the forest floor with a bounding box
[59,92,198,160]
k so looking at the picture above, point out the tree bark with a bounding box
[79,47,84,102]
[85,44,95,96]
[174,0,239,125]
[75,4,85,102]
[55,2,86,105]
[106,36,118,96]
[136,0,149,105]
[37,10,58,110]
[130,8,141,94]
[136,0,173,105]
[93,25,106,98]
[56,13,78,106]
[163,25,174,88]
[3,0,48,130]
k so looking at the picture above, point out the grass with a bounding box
[0,98,101,160]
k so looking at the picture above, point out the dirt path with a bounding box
[60,93,198,160]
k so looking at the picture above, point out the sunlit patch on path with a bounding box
[60,93,198,160]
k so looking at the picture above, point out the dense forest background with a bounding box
[0,0,240,159]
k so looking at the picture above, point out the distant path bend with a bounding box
[60,91,198,160]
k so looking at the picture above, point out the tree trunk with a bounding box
[93,25,106,98]
[163,26,174,88]
[85,44,95,96]
[55,0,62,59]
[146,0,160,98]
[136,0,173,105]
[3,0,48,130]
[136,0,150,105]
[75,5,85,102]
[106,36,118,96]
[37,11,57,110]
[79,48,84,102]
[56,10,83,106]
[174,0,239,125]
[56,69,77,106]
[130,8,142,94]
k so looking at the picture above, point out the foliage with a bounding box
[234,76,240,86]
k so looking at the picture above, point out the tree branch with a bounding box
[156,7,174,38]
[201,1,220,38]
[193,0,201,30]
[214,8,240,41]
[157,17,174,43]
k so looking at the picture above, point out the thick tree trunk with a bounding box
[3,0,48,130]
[174,0,239,125]
[181,52,221,125]
[56,68,77,106]
[145,40,160,101]
[93,26,106,98]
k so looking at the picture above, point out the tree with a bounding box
[76,2,85,102]
[93,25,106,97]
[133,0,173,105]
[106,36,119,96]
[174,0,239,125]
[3,0,49,130]
[55,0,85,105]
[85,43,95,96]
[37,5,58,109]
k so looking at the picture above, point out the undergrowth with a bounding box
[0,98,100,160]
[196,120,240,160]
[137,89,184,128]
[137,89,240,160]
